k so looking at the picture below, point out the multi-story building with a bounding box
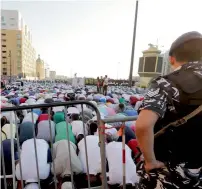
[1,10,36,79]
[161,50,172,75]
[50,71,56,80]
[44,63,50,79]
[36,55,45,80]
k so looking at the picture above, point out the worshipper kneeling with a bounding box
[55,121,76,144]
[52,140,83,189]
[22,112,39,124]
[106,140,139,188]
[1,139,18,189]
[75,135,102,188]
[1,139,18,174]
[88,120,136,145]
[1,123,16,141]
[71,114,88,143]
[16,139,51,187]
[53,112,65,124]
[19,122,36,145]
[37,120,55,143]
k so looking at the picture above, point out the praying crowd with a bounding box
[1,82,145,189]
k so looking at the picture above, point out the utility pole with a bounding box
[129,0,139,87]
[8,50,12,83]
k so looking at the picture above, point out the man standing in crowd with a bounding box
[97,77,100,93]
[136,31,202,188]
[100,76,103,94]
[103,75,108,96]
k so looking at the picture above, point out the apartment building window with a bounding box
[2,56,7,59]
[2,50,6,53]
[3,72,7,75]
[1,16,4,22]
[17,34,21,39]
[2,62,7,64]
[3,68,7,71]
[2,39,6,42]
[10,17,15,20]
[2,23,6,26]
[2,45,6,47]
[17,44,21,48]
[2,33,6,36]
[17,39,21,44]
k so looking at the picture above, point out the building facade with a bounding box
[1,10,36,79]
[138,44,163,87]
[50,71,56,80]
[161,50,172,75]
[36,55,45,80]
[44,63,50,79]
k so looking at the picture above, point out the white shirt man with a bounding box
[22,112,38,124]
[52,140,82,177]
[37,120,56,142]
[106,141,139,185]
[103,77,109,86]
[78,135,101,175]
[94,124,117,138]
[71,120,87,138]
[16,139,50,183]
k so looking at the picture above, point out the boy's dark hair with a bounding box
[71,113,80,121]
[171,39,202,62]
[89,122,98,135]
[1,116,8,127]
[106,134,113,143]
[77,134,84,144]
[119,103,125,110]
[41,107,48,114]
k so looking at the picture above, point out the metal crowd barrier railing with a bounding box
[100,116,138,189]
[1,101,138,189]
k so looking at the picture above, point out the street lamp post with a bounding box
[129,0,139,87]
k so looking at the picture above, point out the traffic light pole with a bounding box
[129,0,139,87]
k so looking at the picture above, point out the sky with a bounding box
[1,0,202,79]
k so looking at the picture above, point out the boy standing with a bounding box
[103,75,108,96]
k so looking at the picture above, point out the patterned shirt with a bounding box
[140,61,202,118]
[137,61,202,189]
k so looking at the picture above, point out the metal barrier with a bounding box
[1,101,138,189]
[100,116,138,189]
